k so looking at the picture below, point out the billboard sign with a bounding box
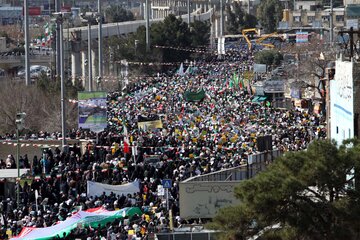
[296,31,308,43]
[330,60,354,144]
[23,7,41,16]
[78,91,107,133]
[254,64,267,73]
[179,181,240,219]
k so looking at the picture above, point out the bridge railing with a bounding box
[64,8,214,41]
[0,54,52,61]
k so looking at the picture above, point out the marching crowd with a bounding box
[0,47,326,239]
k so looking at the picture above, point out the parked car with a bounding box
[17,65,51,78]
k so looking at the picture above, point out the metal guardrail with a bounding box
[183,150,283,183]
[156,232,217,240]
[0,55,52,60]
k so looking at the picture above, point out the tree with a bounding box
[256,0,283,33]
[105,5,134,23]
[254,49,283,66]
[105,15,211,69]
[281,38,336,112]
[189,20,211,47]
[151,14,191,62]
[226,1,257,34]
[208,139,360,240]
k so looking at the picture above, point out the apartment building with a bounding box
[279,0,346,30]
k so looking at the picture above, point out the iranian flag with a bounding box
[123,124,130,154]
[11,207,142,240]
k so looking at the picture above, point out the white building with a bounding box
[330,59,354,144]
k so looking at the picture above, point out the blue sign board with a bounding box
[162,179,172,189]
[296,31,308,43]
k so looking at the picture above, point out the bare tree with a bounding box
[0,80,77,135]
[281,38,336,109]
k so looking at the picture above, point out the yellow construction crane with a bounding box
[241,28,259,50]
[255,32,278,49]
[242,29,281,50]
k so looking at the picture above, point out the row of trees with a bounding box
[209,139,360,240]
[105,14,210,65]
[226,0,283,34]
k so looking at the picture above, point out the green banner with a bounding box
[184,89,206,102]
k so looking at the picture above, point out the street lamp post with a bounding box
[81,13,97,91]
[24,0,30,85]
[55,0,61,77]
[87,22,93,91]
[15,112,26,207]
[97,0,103,90]
[145,0,150,52]
[187,0,191,25]
[329,0,334,44]
[220,0,223,38]
[53,12,69,152]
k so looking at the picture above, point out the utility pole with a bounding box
[59,15,67,151]
[16,126,20,206]
[339,27,360,59]
[54,12,67,152]
[55,0,61,77]
[329,0,333,44]
[145,0,150,52]
[187,0,191,25]
[15,112,26,207]
[97,0,103,90]
[88,22,93,91]
[220,0,223,37]
[24,0,30,85]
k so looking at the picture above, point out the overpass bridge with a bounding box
[64,8,215,87]
[0,9,217,83]
[0,54,52,71]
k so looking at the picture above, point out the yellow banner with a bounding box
[137,120,163,130]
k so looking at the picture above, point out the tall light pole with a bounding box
[81,13,96,91]
[187,0,191,25]
[55,0,61,77]
[59,16,66,151]
[97,0,103,90]
[24,0,30,85]
[145,0,150,52]
[54,12,68,152]
[15,112,26,207]
[88,21,93,91]
[329,0,334,44]
[220,0,223,37]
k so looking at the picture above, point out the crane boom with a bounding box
[241,28,259,50]
[255,32,278,48]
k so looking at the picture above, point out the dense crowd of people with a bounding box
[0,46,326,239]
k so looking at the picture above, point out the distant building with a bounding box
[0,6,22,25]
[329,57,360,144]
[232,0,261,14]
[150,0,212,19]
[279,1,345,33]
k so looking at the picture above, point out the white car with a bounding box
[17,65,51,78]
